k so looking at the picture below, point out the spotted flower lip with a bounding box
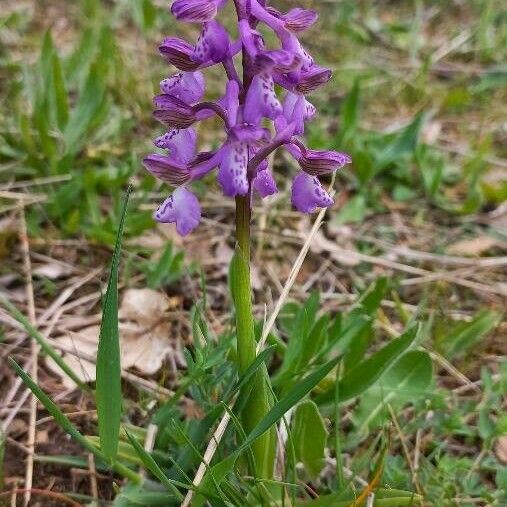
[145,0,351,234]
[153,127,197,164]
[192,20,230,64]
[154,186,201,236]
[291,171,334,213]
[160,72,205,103]
[298,149,352,176]
[253,168,278,198]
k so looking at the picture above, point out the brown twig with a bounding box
[19,207,38,507]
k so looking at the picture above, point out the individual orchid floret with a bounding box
[217,124,269,197]
[154,186,201,236]
[160,23,235,72]
[154,127,197,163]
[243,72,283,123]
[291,172,334,213]
[253,168,278,198]
[192,20,230,65]
[283,93,316,135]
[298,149,352,176]
[266,7,319,33]
[160,72,205,102]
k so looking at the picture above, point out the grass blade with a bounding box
[125,431,187,499]
[96,186,131,461]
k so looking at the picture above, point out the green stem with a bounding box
[234,195,275,479]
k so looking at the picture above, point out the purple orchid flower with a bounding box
[144,0,351,235]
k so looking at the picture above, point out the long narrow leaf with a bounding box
[125,431,187,499]
[96,186,131,461]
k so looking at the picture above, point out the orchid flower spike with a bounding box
[143,0,351,235]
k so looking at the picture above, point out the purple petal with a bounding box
[229,123,270,144]
[159,38,199,71]
[291,171,333,213]
[283,8,318,32]
[296,66,332,94]
[192,20,229,64]
[217,143,249,197]
[283,93,305,135]
[238,20,265,57]
[153,95,196,128]
[253,168,278,198]
[244,72,282,123]
[171,0,217,23]
[299,149,351,176]
[154,187,201,236]
[254,49,301,73]
[283,36,314,71]
[223,79,240,125]
[143,154,191,185]
[282,93,317,135]
[160,72,205,103]
[154,127,197,164]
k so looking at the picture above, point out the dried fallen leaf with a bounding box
[46,289,185,389]
[446,236,498,257]
[33,263,72,280]
[495,436,507,464]
[421,120,442,144]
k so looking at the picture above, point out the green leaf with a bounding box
[51,53,69,130]
[96,186,131,461]
[296,488,421,506]
[276,292,320,385]
[340,79,360,144]
[354,350,433,432]
[318,324,419,405]
[236,345,276,393]
[292,400,328,478]
[63,62,106,154]
[441,309,501,359]
[375,113,426,173]
[276,314,329,389]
